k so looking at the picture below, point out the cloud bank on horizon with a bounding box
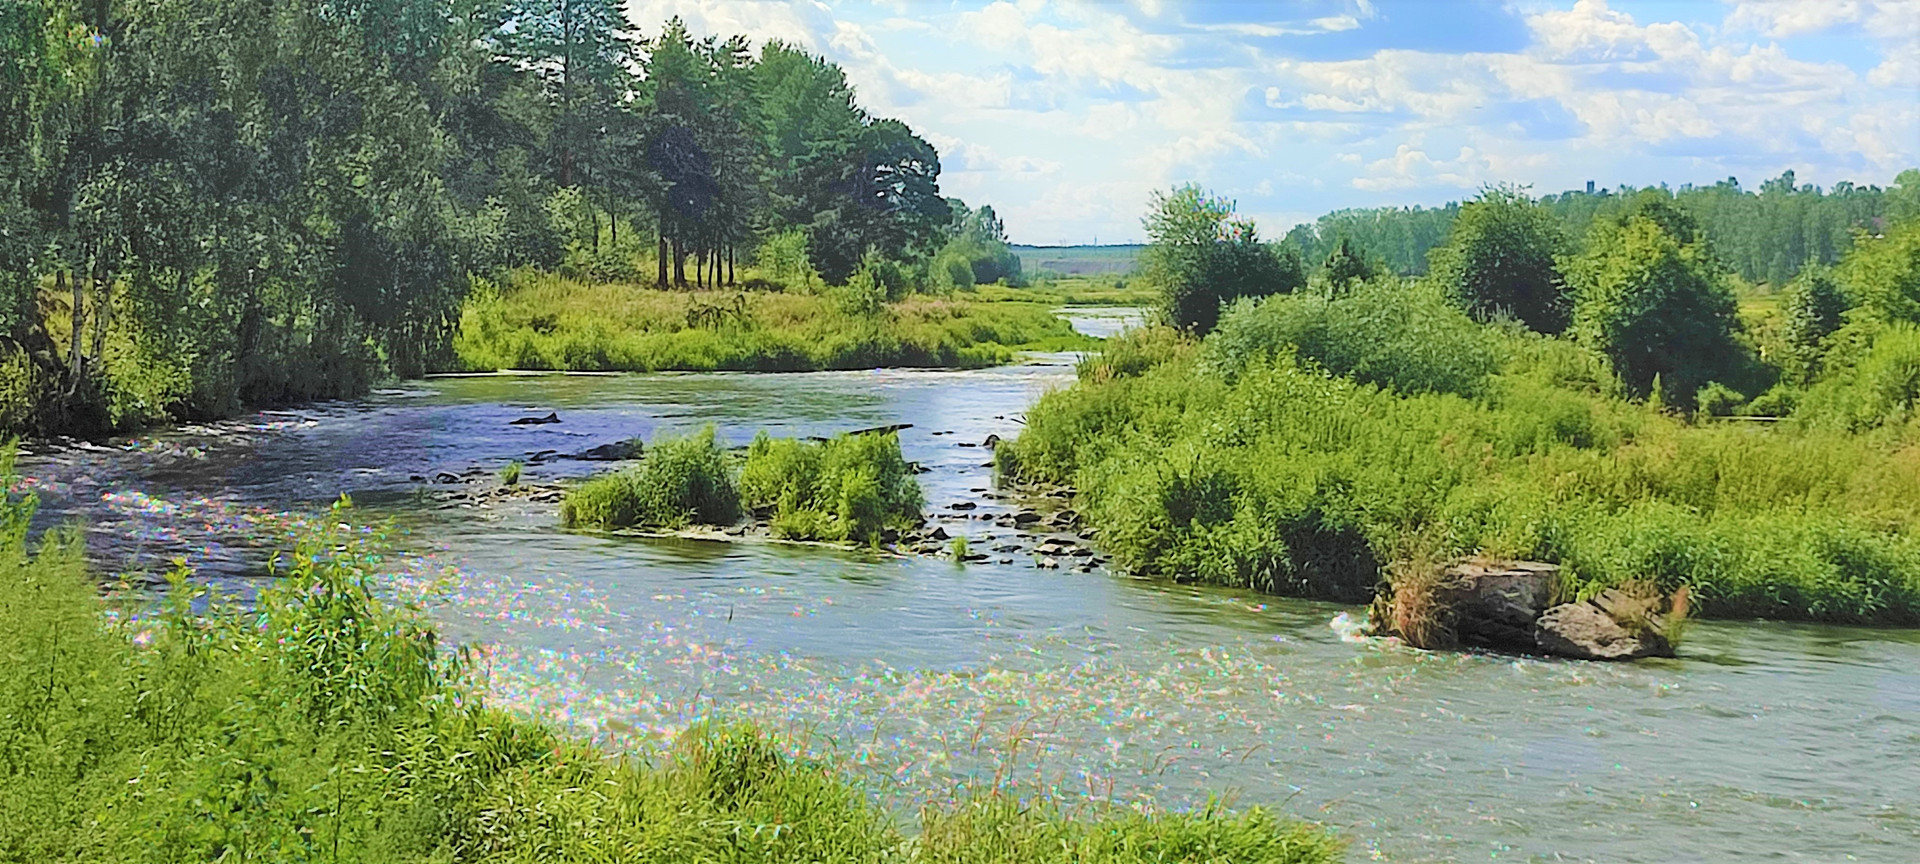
[629,0,1920,245]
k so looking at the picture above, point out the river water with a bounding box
[12,311,1920,863]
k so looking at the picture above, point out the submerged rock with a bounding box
[509,412,560,425]
[573,439,642,461]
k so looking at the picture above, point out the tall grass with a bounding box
[453,270,1090,373]
[561,425,740,529]
[1001,291,1920,624]
[0,447,1343,863]
[739,431,924,544]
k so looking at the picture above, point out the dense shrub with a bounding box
[739,431,924,543]
[1795,323,1920,432]
[1427,186,1572,332]
[561,426,741,529]
[1143,185,1305,334]
[1567,211,1753,402]
[1201,280,1499,398]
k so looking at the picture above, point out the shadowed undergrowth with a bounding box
[0,448,1342,863]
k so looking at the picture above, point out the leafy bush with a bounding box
[1694,381,1745,417]
[739,431,923,543]
[562,426,740,529]
[1567,210,1753,402]
[1427,186,1571,332]
[1142,185,1305,333]
[1795,323,1920,432]
[1201,280,1499,398]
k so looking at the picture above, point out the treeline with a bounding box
[1282,170,1918,283]
[0,1,1016,437]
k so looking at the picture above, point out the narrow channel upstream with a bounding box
[13,310,1919,863]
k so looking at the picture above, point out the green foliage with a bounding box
[739,431,924,544]
[1283,170,1912,287]
[1427,186,1572,332]
[949,535,970,560]
[562,425,741,529]
[1143,185,1304,333]
[756,228,820,290]
[1202,280,1499,398]
[1319,237,1378,291]
[1840,217,1920,325]
[454,271,1087,373]
[500,461,523,486]
[0,447,1340,863]
[1567,211,1753,402]
[1780,264,1852,381]
[1,3,975,438]
[1795,323,1920,432]
[917,795,1346,864]
[1694,381,1744,417]
[1002,324,1920,624]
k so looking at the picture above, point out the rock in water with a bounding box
[509,412,560,425]
[573,439,642,461]
[1534,600,1674,660]
[1432,559,1558,651]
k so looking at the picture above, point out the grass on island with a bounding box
[998,284,1920,626]
[0,452,1342,863]
[562,426,925,546]
[739,430,925,544]
[453,270,1092,374]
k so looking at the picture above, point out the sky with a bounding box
[625,0,1920,245]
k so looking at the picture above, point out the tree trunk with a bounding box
[90,256,109,376]
[62,269,82,395]
[657,233,669,287]
[728,245,735,286]
[672,238,685,287]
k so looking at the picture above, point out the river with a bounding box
[12,310,1920,863]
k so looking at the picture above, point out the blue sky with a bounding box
[627,0,1920,244]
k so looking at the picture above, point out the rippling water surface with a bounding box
[16,313,1920,863]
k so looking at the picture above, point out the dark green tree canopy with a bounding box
[1143,185,1304,333]
[1568,210,1751,403]
[1427,186,1571,333]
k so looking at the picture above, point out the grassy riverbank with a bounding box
[453,271,1091,373]
[999,290,1920,626]
[0,457,1342,863]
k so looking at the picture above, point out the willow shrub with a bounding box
[1001,313,1920,623]
[739,431,923,544]
[561,425,740,529]
[0,454,1341,863]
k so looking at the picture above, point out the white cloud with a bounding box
[622,0,1917,242]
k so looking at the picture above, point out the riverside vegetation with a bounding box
[1,3,1037,436]
[453,268,1086,373]
[1000,184,1920,627]
[562,426,926,546]
[0,452,1343,862]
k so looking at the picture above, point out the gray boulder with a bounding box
[1534,599,1674,661]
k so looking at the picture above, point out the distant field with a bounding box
[1012,244,1144,276]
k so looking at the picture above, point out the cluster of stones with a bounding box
[1368,559,1678,661]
